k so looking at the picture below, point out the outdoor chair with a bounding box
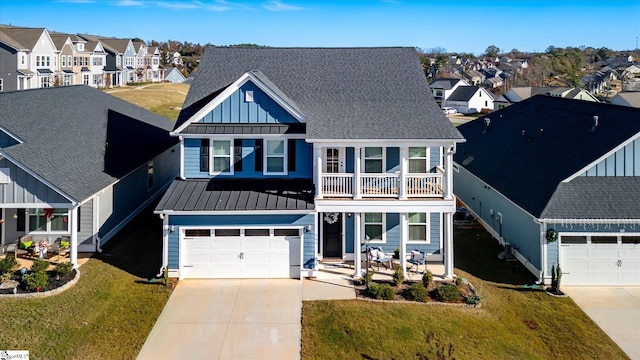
[407,249,426,274]
[369,246,393,270]
[6,235,35,259]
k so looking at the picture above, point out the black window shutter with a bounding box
[234,139,243,171]
[17,208,25,232]
[288,139,296,172]
[200,139,209,172]
[255,139,263,172]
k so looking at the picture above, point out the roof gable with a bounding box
[181,47,463,141]
[455,96,640,217]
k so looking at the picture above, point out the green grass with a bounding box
[107,83,189,121]
[302,226,630,360]
[0,208,172,359]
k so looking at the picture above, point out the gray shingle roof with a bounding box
[455,95,640,218]
[179,47,463,141]
[429,78,464,90]
[541,177,640,219]
[0,86,178,202]
[447,86,492,102]
[0,25,46,50]
[155,179,315,212]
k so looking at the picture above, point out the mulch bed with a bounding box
[354,279,476,304]
[0,269,77,295]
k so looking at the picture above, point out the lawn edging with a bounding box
[0,268,80,299]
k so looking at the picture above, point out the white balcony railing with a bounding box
[320,173,444,198]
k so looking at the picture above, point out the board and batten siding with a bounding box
[167,213,315,271]
[454,164,542,271]
[78,199,94,246]
[582,136,640,176]
[343,146,445,174]
[183,138,312,179]
[198,82,299,124]
[0,158,70,205]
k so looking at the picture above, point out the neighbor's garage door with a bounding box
[181,228,301,279]
[561,235,640,285]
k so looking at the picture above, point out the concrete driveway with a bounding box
[563,287,640,360]
[137,279,302,360]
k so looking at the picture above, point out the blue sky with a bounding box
[1,0,639,55]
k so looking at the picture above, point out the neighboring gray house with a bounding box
[493,86,555,110]
[164,67,186,83]
[608,91,640,108]
[454,95,640,286]
[0,86,179,267]
[429,78,469,107]
[445,86,494,114]
[548,87,599,102]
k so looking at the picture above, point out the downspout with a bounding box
[156,212,169,277]
[95,194,103,253]
[533,218,545,284]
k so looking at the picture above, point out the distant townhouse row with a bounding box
[0,25,166,92]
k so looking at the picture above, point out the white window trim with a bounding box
[26,208,70,234]
[263,139,287,175]
[0,168,10,183]
[363,212,386,243]
[209,139,234,175]
[408,146,430,174]
[407,212,430,244]
[363,146,386,173]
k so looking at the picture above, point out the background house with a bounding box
[164,67,186,83]
[0,86,179,266]
[429,78,469,107]
[454,95,640,286]
[445,86,494,114]
[608,91,640,108]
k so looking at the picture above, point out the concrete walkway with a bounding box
[137,279,302,360]
[563,286,640,360]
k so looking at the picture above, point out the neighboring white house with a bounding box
[429,78,470,107]
[445,86,494,114]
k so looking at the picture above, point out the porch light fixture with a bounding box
[304,225,312,233]
[12,214,17,219]
[170,225,175,233]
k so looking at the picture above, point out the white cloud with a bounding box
[54,0,94,3]
[156,1,200,10]
[113,0,144,6]
[263,0,303,11]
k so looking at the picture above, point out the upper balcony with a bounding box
[320,171,444,199]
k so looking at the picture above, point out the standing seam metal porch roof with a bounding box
[177,47,464,141]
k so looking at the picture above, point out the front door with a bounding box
[322,212,342,258]
[324,148,344,173]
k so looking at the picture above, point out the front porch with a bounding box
[318,259,447,282]
[320,172,444,198]
[0,252,92,271]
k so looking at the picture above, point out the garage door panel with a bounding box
[184,253,213,265]
[214,238,242,251]
[184,239,213,251]
[182,266,213,278]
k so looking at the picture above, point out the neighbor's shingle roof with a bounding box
[0,86,178,202]
[455,95,640,218]
[0,25,46,50]
[429,78,464,90]
[447,86,492,102]
[178,47,463,141]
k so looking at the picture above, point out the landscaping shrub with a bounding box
[465,285,485,305]
[30,259,49,273]
[55,262,73,277]
[422,270,433,288]
[404,283,428,302]
[436,284,461,303]
[368,283,396,300]
[455,276,463,287]
[0,256,18,274]
[392,266,404,286]
[22,271,49,292]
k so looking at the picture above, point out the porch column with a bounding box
[444,146,454,199]
[354,147,362,199]
[315,146,323,199]
[400,212,408,275]
[443,211,454,278]
[354,212,362,277]
[399,147,408,200]
[70,206,79,269]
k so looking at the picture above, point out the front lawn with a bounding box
[302,226,629,359]
[0,208,172,359]
[107,83,189,121]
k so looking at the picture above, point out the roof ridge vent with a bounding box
[590,114,599,132]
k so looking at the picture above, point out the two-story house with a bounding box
[429,78,470,107]
[49,32,76,86]
[154,47,465,280]
[0,25,57,91]
[445,86,495,114]
[454,96,640,286]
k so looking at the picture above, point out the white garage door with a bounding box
[561,235,640,285]
[181,229,301,279]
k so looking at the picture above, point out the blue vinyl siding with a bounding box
[386,147,399,172]
[184,138,312,179]
[430,147,441,171]
[346,147,354,173]
[454,165,542,271]
[167,213,315,271]
[0,158,70,205]
[345,214,354,253]
[198,82,298,124]
[583,137,640,176]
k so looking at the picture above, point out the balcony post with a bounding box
[399,147,408,199]
[354,212,362,277]
[400,212,407,274]
[354,146,362,199]
[444,146,454,199]
[315,146,323,199]
[70,206,78,269]
[444,211,454,278]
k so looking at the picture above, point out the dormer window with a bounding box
[77,43,84,51]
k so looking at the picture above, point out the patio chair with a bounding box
[6,235,35,259]
[407,249,426,274]
[369,247,393,270]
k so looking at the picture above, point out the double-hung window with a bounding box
[28,208,69,233]
[212,140,232,174]
[408,147,428,173]
[265,139,286,174]
[408,213,428,243]
[364,147,383,173]
[364,213,384,242]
